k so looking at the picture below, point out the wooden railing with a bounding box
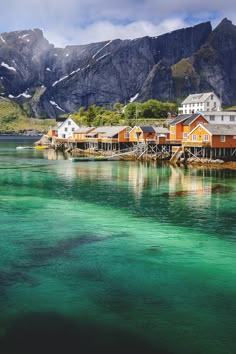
[182,141,211,147]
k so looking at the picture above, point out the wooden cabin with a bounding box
[85,127,113,144]
[153,127,169,144]
[100,126,131,144]
[85,126,131,150]
[129,126,156,143]
[47,124,61,138]
[72,127,95,142]
[185,123,236,148]
[169,113,208,144]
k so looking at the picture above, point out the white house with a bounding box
[57,117,80,139]
[202,111,236,124]
[178,92,222,114]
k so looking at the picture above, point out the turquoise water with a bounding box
[0,138,236,354]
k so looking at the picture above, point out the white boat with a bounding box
[16,146,35,150]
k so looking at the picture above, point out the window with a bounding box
[65,127,68,131]
[204,135,209,141]
[72,128,75,132]
[192,134,196,141]
[211,94,213,100]
[210,115,215,121]
[183,132,187,138]
[62,134,66,138]
[230,116,235,122]
[220,135,226,142]
[124,133,129,139]
[207,102,209,107]
[68,120,71,125]
[221,115,224,121]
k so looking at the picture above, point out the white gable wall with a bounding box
[204,94,221,112]
[57,118,80,139]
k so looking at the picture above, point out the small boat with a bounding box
[34,145,49,150]
[16,146,35,150]
[70,156,109,162]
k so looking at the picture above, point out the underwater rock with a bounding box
[146,246,162,254]
[29,234,106,262]
[211,184,233,193]
[0,312,170,354]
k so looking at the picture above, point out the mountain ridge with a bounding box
[0,19,235,117]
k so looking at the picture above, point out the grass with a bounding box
[225,106,236,111]
[172,58,193,78]
[0,98,55,132]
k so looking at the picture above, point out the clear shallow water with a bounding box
[0,138,236,354]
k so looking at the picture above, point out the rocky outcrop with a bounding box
[1,20,236,117]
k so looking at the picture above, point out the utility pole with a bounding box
[220,87,222,110]
[135,104,139,125]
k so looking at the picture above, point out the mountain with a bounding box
[0,19,235,117]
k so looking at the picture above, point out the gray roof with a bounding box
[103,126,130,138]
[52,122,63,130]
[75,126,95,133]
[86,126,129,137]
[170,114,192,125]
[139,126,156,133]
[86,126,111,137]
[204,124,236,135]
[171,113,204,126]
[203,111,236,116]
[153,127,169,134]
[183,114,202,125]
[182,92,216,105]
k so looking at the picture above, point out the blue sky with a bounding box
[0,0,234,47]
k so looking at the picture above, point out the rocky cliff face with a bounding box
[170,19,236,105]
[0,20,235,117]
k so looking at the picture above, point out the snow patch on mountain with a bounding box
[1,62,16,72]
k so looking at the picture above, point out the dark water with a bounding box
[0,137,236,354]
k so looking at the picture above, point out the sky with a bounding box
[0,0,235,47]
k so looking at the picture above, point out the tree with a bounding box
[86,105,97,125]
[113,102,124,114]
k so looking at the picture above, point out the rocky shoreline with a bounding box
[179,158,236,170]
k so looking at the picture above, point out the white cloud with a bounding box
[0,0,235,46]
[45,18,188,47]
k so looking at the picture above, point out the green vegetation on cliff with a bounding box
[70,100,177,126]
[0,98,54,132]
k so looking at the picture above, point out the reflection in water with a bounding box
[44,154,235,201]
[47,149,69,161]
[43,149,235,202]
